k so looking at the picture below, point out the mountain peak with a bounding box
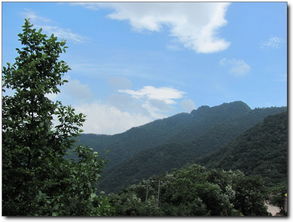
[217,101,251,111]
[191,101,251,119]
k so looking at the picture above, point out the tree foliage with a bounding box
[109,164,269,216]
[2,19,112,216]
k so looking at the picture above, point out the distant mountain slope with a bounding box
[92,102,286,192]
[77,112,194,169]
[199,111,288,187]
[77,101,253,170]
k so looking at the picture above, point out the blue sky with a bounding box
[3,2,287,134]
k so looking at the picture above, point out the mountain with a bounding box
[77,101,255,167]
[76,112,194,170]
[76,101,286,192]
[199,111,288,187]
[97,105,286,192]
[77,101,249,169]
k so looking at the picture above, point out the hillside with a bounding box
[76,112,194,169]
[76,101,286,192]
[199,111,288,187]
[77,102,284,169]
[97,106,286,192]
[77,101,250,169]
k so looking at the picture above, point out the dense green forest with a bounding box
[103,112,288,216]
[200,111,288,188]
[108,164,269,216]
[78,103,286,193]
[2,20,288,217]
[78,102,285,172]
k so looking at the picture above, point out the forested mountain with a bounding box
[77,101,252,170]
[76,101,286,193]
[104,111,288,216]
[76,112,194,169]
[199,111,288,187]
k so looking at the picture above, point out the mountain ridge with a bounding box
[75,101,286,192]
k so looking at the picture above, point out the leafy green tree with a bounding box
[109,192,162,216]
[232,175,269,216]
[2,19,111,216]
[109,164,269,216]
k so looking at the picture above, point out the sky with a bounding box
[2,2,287,135]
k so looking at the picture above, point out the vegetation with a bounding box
[2,20,287,217]
[199,112,288,214]
[83,103,286,193]
[108,164,269,216]
[200,112,287,188]
[2,20,113,216]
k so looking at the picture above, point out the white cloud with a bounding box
[45,80,182,134]
[219,58,251,76]
[23,9,51,23]
[118,86,185,104]
[40,25,85,43]
[46,79,93,105]
[45,93,58,101]
[71,3,101,11]
[62,79,93,103]
[23,10,85,43]
[261,37,282,49]
[75,3,230,53]
[107,93,148,115]
[180,99,196,112]
[141,100,172,119]
[45,79,153,134]
[75,102,152,135]
[141,101,165,119]
[118,86,184,119]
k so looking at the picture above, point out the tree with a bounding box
[2,19,111,216]
[233,175,269,216]
[109,164,270,216]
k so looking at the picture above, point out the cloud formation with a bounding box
[62,79,93,103]
[261,37,282,49]
[51,81,188,134]
[23,10,85,43]
[40,25,85,43]
[219,58,251,76]
[118,86,185,104]
[75,102,152,135]
[118,86,185,119]
[49,79,154,134]
[23,9,51,23]
[75,3,231,53]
